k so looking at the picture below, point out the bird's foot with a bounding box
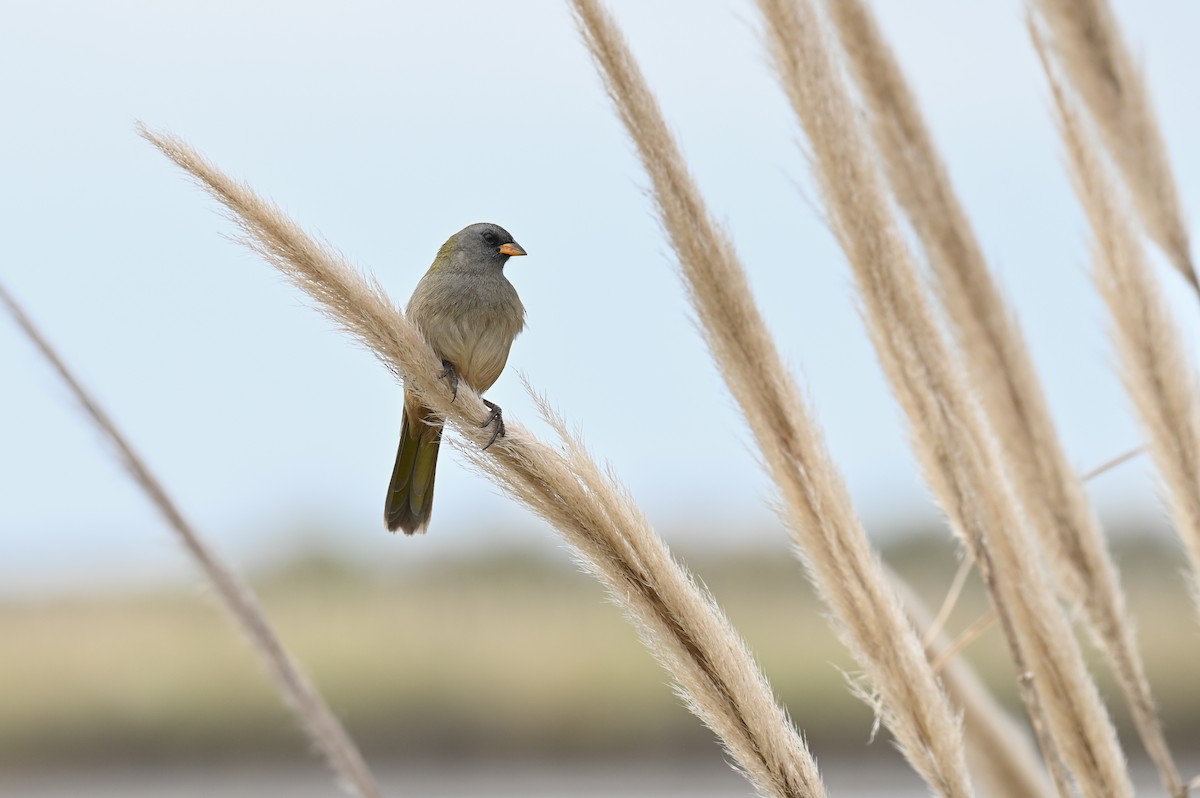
[481,399,505,450]
[439,360,459,402]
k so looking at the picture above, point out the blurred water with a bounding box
[0,759,1186,796]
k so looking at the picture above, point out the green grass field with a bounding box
[4,533,1198,766]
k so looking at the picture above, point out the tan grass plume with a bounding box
[1032,0,1197,294]
[568,1,1011,795]
[826,1,1183,793]
[1033,29,1200,623]
[0,283,384,798]
[139,124,825,798]
[893,579,1055,798]
[756,1,1133,795]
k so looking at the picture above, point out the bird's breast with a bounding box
[409,272,525,393]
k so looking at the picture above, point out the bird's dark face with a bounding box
[456,222,527,267]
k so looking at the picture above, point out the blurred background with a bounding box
[2,1,1199,795]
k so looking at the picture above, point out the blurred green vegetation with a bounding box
[3,530,1199,767]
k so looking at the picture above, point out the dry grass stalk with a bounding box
[826,1,1182,793]
[569,1,979,794]
[139,126,823,798]
[0,283,383,798]
[1031,0,1197,294]
[922,556,975,648]
[929,611,997,675]
[756,1,1133,796]
[893,579,1056,798]
[1081,446,1143,482]
[1034,30,1200,626]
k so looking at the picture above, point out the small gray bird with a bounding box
[384,222,527,534]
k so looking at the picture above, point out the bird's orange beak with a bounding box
[499,242,527,257]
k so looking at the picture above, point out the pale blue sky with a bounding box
[2,1,1198,593]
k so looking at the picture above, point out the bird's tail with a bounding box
[384,401,442,534]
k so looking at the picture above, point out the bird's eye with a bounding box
[483,231,500,246]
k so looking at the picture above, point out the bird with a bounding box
[384,222,528,534]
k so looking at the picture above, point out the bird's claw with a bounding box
[481,399,505,450]
[439,360,459,402]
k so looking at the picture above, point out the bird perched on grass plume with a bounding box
[384,222,527,534]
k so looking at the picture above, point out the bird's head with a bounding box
[434,222,527,271]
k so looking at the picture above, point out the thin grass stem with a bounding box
[0,282,384,798]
